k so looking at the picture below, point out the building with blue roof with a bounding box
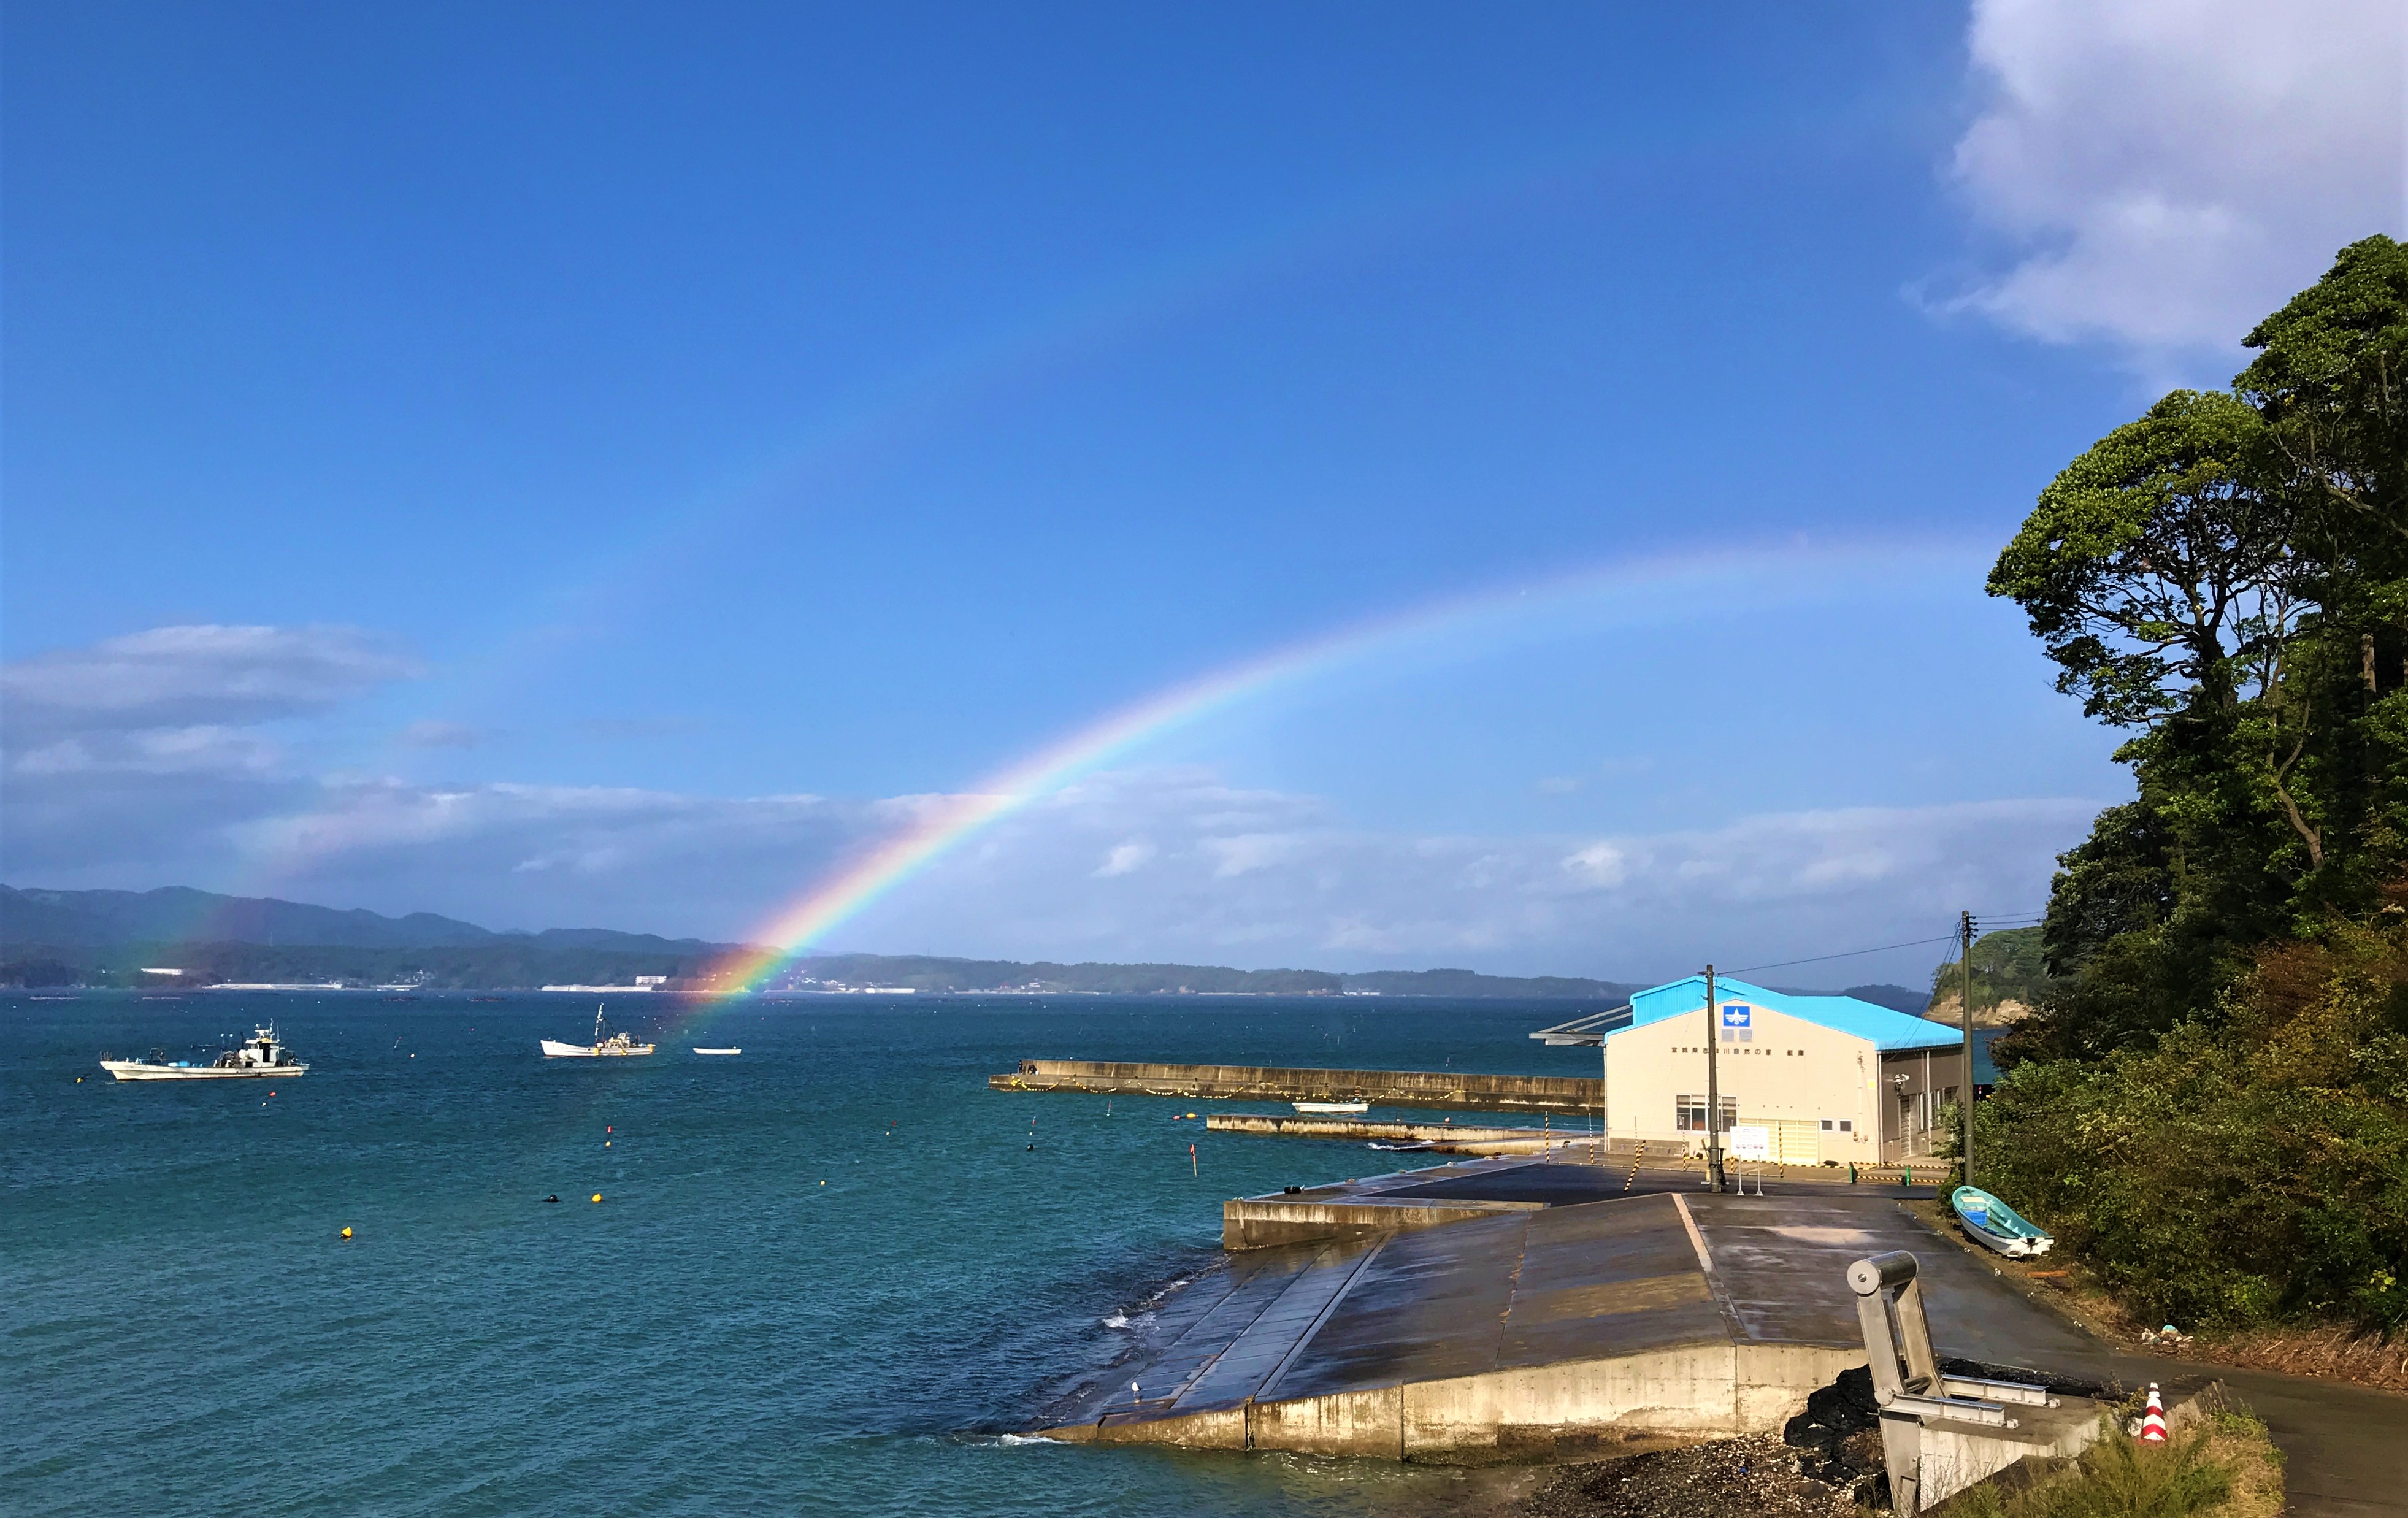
[1532,974,1968,1165]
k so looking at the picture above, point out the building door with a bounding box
[1766,1119,1820,1165]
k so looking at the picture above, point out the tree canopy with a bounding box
[1980,237,2408,1333]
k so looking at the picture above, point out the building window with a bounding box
[1819,1119,1833,1131]
[1838,1119,1852,1132]
[1674,1095,1739,1132]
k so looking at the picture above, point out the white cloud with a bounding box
[1204,832,1298,878]
[1561,841,1627,887]
[851,770,2104,982]
[1094,838,1156,877]
[1,624,416,735]
[0,627,2106,974]
[1946,0,2404,370]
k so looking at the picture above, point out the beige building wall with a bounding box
[1601,1003,1881,1164]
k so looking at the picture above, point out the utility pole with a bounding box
[1960,910,1976,1184]
[1704,964,1726,1193]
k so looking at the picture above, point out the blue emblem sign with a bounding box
[1721,1004,1752,1028]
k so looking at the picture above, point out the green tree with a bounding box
[1982,237,2408,1330]
[1993,237,2408,1057]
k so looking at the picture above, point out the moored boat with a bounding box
[1951,1184,2053,1257]
[101,1025,307,1081]
[541,1003,656,1058]
[692,1047,740,1056]
[1294,1100,1369,1114]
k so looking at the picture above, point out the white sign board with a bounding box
[1727,1124,1771,1162]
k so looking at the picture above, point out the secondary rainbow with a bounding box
[692,539,1968,1000]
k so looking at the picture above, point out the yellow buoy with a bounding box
[591,1193,603,1203]
[340,1227,353,1240]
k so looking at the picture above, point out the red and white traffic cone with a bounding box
[2138,1382,2168,1443]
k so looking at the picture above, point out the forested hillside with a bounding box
[1980,236,2408,1335]
[1926,926,2052,1024]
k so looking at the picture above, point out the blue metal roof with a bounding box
[1624,975,1961,1052]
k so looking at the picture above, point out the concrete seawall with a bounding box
[992,1059,1603,1114]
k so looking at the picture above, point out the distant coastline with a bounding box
[0,882,1922,1008]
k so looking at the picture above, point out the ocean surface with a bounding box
[2,992,1616,1517]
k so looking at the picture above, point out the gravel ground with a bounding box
[1513,1433,1869,1518]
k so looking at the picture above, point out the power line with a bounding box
[1727,907,2052,978]
[1728,935,1959,975]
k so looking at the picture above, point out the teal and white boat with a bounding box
[1951,1184,2053,1257]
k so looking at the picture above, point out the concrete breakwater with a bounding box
[992,1059,1602,1114]
[1206,1112,1600,1156]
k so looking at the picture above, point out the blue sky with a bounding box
[4,2,2401,982]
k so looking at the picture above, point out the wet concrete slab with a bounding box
[1053,1153,2123,1460]
[1684,1192,2116,1375]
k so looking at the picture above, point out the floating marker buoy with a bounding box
[76,1076,83,1083]
[819,1180,826,1186]
[605,1140,611,1147]
[341,1227,353,1240]
[545,1195,559,1203]
[591,1193,603,1203]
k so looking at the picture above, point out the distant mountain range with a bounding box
[0,883,1927,1010]
[774,953,1643,1000]
[0,884,731,953]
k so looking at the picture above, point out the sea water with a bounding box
[2,994,1608,1517]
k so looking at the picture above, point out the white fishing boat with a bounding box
[1294,1100,1369,1114]
[1952,1184,2055,1257]
[540,1004,655,1059]
[101,1025,308,1081]
[692,1047,740,1056]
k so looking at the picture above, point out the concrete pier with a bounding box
[992,1059,1602,1114]
[1205,1113,1586,1154]
[1044,1154,2117,1462]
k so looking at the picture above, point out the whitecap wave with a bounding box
[1100,1313,1130,1329]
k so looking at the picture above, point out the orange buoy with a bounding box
[340,1227,353,1240]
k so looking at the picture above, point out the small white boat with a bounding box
[101,1025,307,1081]
[1294,1100,1369,1114]
[692,1047,741,1056]
[541,1003,655,1059]
[1952,1184,2055,1257]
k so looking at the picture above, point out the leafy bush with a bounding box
[1950,1421,2234,1518]
[1979,924,2408,1331]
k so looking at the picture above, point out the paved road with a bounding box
[2134,1362,2408,1518]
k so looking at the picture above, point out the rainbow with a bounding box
[691,538,1973,1001]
